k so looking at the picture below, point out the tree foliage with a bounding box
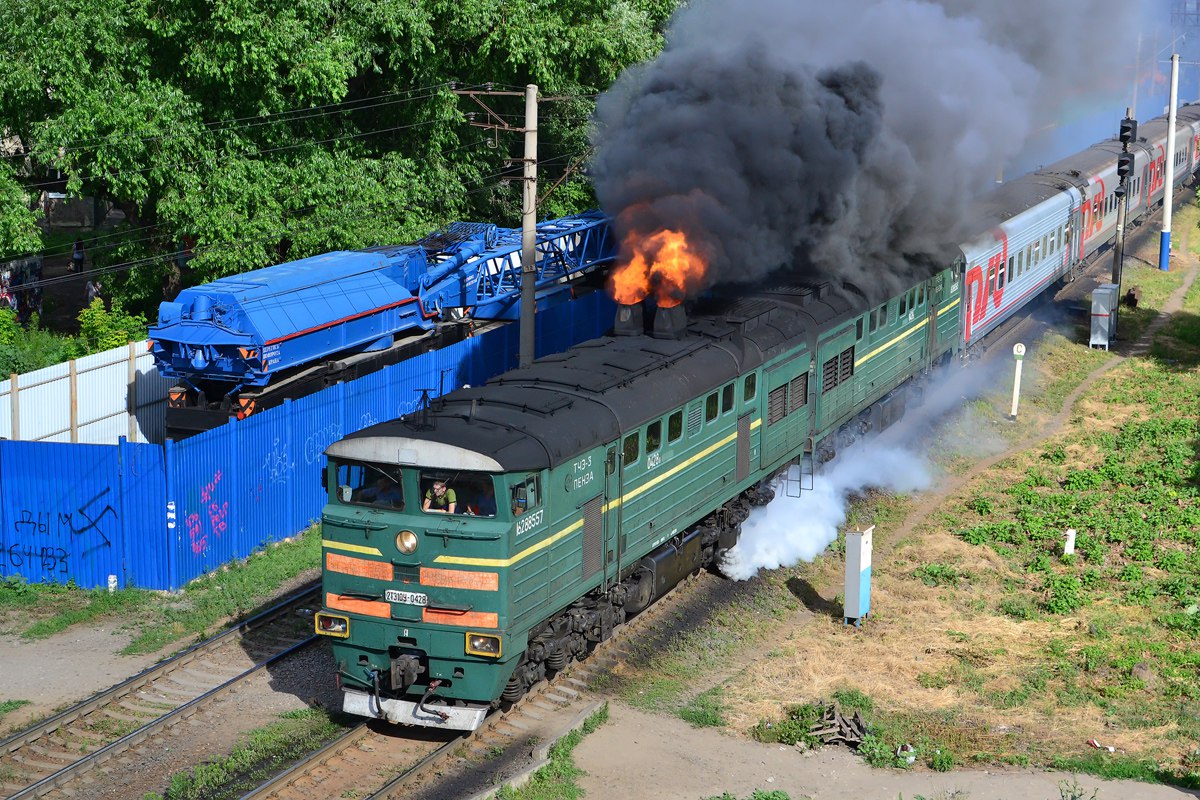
[0,0,676,316]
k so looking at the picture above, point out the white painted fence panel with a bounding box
[0,341,170,443]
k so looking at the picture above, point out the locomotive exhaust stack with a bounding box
[651,304,688,340]
[613,300,688,339]
[613,301,644,336]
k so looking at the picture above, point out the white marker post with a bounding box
[1010,343,1026,421]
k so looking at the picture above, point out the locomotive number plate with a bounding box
[385,589,429,606]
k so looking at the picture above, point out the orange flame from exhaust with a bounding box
[610,228,708,308]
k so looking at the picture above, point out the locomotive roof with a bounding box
[330,288,859,472]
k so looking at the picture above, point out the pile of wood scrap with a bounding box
[808,704,868,749]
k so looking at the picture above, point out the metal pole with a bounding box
[1160,53,1180,272]
[1112,107,1133,338]
[518,84,539,368]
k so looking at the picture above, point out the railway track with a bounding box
[238,571,712,800]
[0,583,321,799]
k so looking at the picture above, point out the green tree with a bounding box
[0,0,675,318]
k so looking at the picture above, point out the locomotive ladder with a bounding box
[781,438,816,498]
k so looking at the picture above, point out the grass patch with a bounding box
[1,526,320,653]
[491,703,609,800]
[124,527,322,654]
[143,707,344,800]
[0,699,31,724]
[679,686,726,727]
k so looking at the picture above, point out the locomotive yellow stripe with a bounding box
[434,519,584,567]
[434,417,764,569]
[854,317,928,369]
[853,295,961,369]
[322,539,383,556]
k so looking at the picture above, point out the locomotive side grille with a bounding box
[822,356,839,392]
[581,495,603,579]
[788,373,809,411]
[767,385,787,425]
[839,348,855,382]
[687,405,703,435]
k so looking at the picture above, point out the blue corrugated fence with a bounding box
[1,292,615,589]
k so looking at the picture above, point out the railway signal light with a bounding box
[1118,152,1135,180]
[1119,117,1138,144]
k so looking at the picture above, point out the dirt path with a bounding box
[573,704,1200,799]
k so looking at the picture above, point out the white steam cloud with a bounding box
[722,442,932,581]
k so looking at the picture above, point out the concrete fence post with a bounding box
[69,359,79,443]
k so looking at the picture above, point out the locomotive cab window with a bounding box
[721,384,734,413]
[419,470,496,516]
[510,474,541,517]
[705,392,719,422]
[336,462,405,510]
[742,373,757,402]
[647,420,662,453]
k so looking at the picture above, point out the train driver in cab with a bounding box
[423,479,457,513]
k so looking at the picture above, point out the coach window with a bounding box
[647,420,662,454]
[1025,244,1032,269]
[1016,250,1023,277]
[668,410,683,443]
[623,432,639,466]
[743,373,757,402]
[722,383,734,413]
[997,264,1005,290]
[705,391,719,422]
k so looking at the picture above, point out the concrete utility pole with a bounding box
[453,84,542,368]
[1161,53,1180,272]
[519,84,538,368]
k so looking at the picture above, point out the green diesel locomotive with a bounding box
[315,270,960,729]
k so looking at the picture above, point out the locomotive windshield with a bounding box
[334,462,405,510]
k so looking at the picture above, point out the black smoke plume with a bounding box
[591,0,1157,301]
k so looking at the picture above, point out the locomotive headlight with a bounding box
[315,612,349,638]
[465,633,502,657]
[396,529,418,555]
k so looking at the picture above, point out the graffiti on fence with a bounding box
[187,470,229,556]
[261,437,294,486]
[6,544,69,574]
[303,422,342,466]
[10,487,118,547]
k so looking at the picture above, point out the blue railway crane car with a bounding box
[149,211,615,438]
